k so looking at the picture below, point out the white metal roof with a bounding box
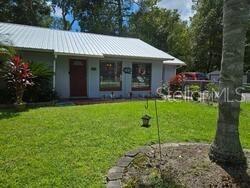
[0,22,175,61]
[163,57,186,66]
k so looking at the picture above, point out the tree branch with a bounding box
[69,18,76,30]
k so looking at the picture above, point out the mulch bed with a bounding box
[120,143,250,188]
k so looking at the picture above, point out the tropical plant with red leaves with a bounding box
[3,56,34,104]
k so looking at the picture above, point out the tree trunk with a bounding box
[207,50,213,73]
[62,7,68,31]
[209,0,249,165]
[16,85,24,105]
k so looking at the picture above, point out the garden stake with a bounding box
[154,98,162,174]
[145,96,149,109]
[141,97,151,127]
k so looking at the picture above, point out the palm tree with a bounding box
[209,0,249,165]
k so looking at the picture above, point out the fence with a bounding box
[180,80,215,91]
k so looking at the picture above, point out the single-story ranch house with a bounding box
[0,22,185,99]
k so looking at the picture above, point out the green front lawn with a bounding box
[0,101,249,187]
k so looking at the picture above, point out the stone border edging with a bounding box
[106,146,153,188]
[106,142,250,188]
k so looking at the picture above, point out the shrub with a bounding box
[1,45,56,104]
[2,56,34,104]
[169,74,184,94]
[206,83,219,102]
[157,82,169,97]
[189,85,200,101]
[0,45,15,63]
[0,88,15,104]
[0,46,16,104]
[23,61,56,102]
[1,55,56,104]
[23,80,57,102]
[161,83,169,95]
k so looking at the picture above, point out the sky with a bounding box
[157,0,194,21]
[52,0,194,31]
[52,6,81,31]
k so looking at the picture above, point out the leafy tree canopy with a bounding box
[129,4,191,68]
[77,0,134,36]
[190,0,250,73]
[190,0,223,73]
[51,0,98,31]
[0,0,52,27]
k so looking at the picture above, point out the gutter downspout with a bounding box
[162,63,165,83]
[53,54,57,92]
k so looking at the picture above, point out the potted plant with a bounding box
[3,56,34,111]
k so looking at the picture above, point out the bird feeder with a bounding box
[141,114,151,128]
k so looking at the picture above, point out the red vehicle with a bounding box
[169,72,208,91]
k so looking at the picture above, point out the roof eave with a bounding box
[103,54,174,61]
[15,46,54,53]
[11,46,176,61]
[163,62,186,66]
[54,52,104,58]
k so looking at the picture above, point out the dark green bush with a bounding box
[0,48,15,104]
[23,80,57,103]
[1,60,57,104]
[189,85,200,101]
[206,83,219,102]
[23,61,57,102]
[0,45,15,63]
[0,87,15,104]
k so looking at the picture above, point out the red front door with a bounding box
[70,60,87,97]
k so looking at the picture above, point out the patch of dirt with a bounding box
[122,144,250,188]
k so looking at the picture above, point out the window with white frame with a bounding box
[132,63,152,90]
[100,61,122,91]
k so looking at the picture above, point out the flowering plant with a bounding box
[3,56,34,104]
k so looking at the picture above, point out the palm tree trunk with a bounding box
[16,84,24,104]
[209,0,249,165]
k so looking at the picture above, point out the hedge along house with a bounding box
[0,22,185,99]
